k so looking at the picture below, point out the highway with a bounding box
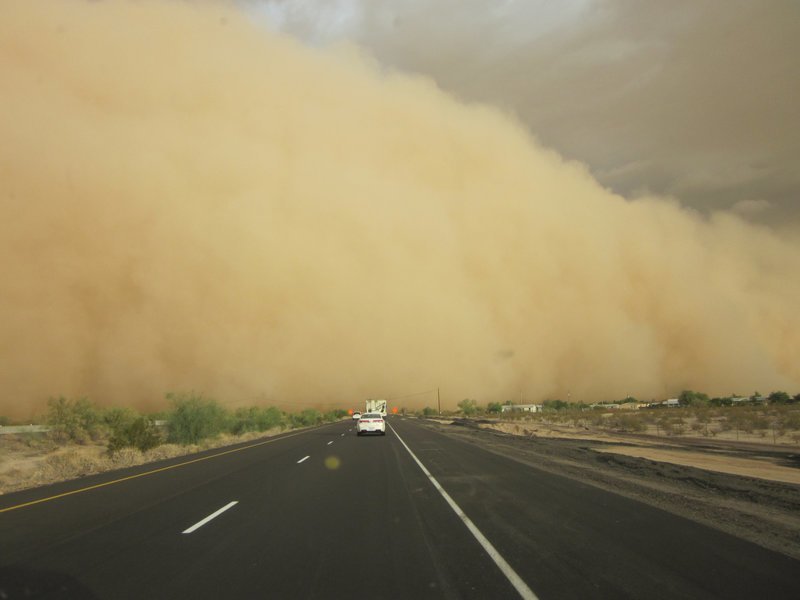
[1,417,799,599]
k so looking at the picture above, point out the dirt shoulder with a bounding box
[416,417,800,561]
[482,420,800,485]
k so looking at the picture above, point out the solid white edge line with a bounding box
[182,501,238,534]
[297,455,310,464]
[388,424,539,600]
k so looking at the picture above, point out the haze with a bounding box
[1,0,799,419]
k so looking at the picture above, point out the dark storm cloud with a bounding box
[256,0,800,230]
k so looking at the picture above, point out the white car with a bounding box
[352,411,362,420]
[356,413,386,436]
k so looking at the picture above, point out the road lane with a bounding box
[0,420,519,599]
[389,417,800,600]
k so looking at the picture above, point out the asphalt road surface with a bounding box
[2,417,799,599]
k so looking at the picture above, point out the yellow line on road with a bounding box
[0,427,323,514]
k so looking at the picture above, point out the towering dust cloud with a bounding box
[1,1,799,419]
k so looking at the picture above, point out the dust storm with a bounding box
[1,1,798,418]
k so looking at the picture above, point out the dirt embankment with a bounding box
[419,418,800,561]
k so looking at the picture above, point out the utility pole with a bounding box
[438,388,441,415]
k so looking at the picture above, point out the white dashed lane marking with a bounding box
[182,501,238,534]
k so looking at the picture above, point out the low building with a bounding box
[501,403,543,413]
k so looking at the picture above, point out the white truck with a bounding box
[365,398,387,416]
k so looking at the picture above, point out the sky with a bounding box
[1,1,798,419]
[252,0,800,231]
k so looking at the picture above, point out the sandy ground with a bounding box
[481,421,800,485]
[594,446,800,485]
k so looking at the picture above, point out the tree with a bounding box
[422,406,437,416]
[678,390,709,407]
[457,399,478,416]
[768,391,791,404]
[710,396,733,407]
[486,402,502,414]
[543,399,569,411]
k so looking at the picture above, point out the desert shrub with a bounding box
[609,414,646,433]
[421,407,437,416]
[657,415,685,435]
[108,447,146,468]
[232,406,284,434]
[143,443,188,462]
[289,409,322,428]
[320,410,341,423]
[165,393,230,445]
[542,399,570,411]
[778,411,800,433]
[103,406,138,431]
[108,417,162,454]
[46,397,103,443]
[749,414,770,432]
[40,450,103,480]
[458,399,478,416]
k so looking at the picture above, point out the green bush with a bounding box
[232,406,284,434]
[46,397,103,443]
[108,417,161,453]
[768,391,792,404]
[103,406,138,431]
[678,390,710,407]
[165,393,230,445]
[323,409,348,422]
[486,402,502,414]
[458,399,478,416]
[543,399,569,411]
[288,409,322,428]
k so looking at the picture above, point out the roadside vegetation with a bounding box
[0,394,348,494]
[420,390,800,444]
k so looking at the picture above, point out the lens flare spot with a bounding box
[324,455,341,470]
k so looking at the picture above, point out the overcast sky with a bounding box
[250,0,800,230]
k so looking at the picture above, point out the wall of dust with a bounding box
[1,1,798,418]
